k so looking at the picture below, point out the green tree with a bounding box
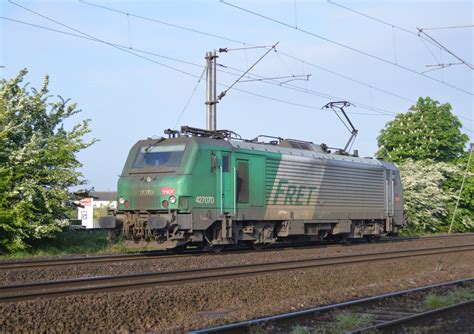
[376,96,472,234]
[0,69,96,252]
[377,97,468,163]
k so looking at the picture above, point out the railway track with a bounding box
[0,250,197,271]
[1,242,474,303]
[1,232,473,271]
[191,277,474,333]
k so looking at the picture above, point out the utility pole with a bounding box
[205,51,218,131]
[204,42,279,131]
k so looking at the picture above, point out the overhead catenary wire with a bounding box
[4,14,473,128]
[1,9,393,124]
[79,0,417,105]
[220,0,473,96]
[417,28,474,70]
[78,0,244,45]
[331,0,473,75]
[126,13,132,49]
[217,42,279,100]
[219,45,273,52]
[239,74,310,83]
[173,67,206,128]
[392,26,398,64]
[2,5,397,118]
[7,2,473,132]
[421,24,474,31]
[1,6,327,117]
[220,62,397,116]
[327,0,418,36]
[6,1,202,79]
[0,16,202,69]
[7,20,473,126]
[422,63,463,74]
[78,0,474,125]
[418,35,441,64]
[326,0,450,56]
[0,16,392,117]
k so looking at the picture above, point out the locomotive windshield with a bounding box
[132,144,186,168]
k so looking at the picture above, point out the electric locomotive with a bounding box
[99,126,405,250]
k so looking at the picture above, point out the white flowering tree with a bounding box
[376,97,472,234]
[399,160,473,233]
[0,70,96,252]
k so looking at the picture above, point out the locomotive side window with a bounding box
[133,144,185,168]
[211,152,217,172]
[237,161,249,202]
[222,155,230,172]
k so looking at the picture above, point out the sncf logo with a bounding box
[160,187,176,196]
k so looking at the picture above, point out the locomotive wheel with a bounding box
[251,242,266,251]
[173,244,187,253]
[366,236,380,243]
[207,245,226,253]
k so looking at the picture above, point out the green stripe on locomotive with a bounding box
[116,137,282,216]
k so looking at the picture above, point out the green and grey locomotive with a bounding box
[99,126,405,250]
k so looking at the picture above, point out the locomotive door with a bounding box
[234,153,264,212]
[216,151,235,215]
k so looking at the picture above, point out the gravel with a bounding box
[1,247,474,332]
[2,235,474,284]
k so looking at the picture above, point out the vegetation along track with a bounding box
[191,278,474,333]
[2,243,474,303]
[1,232,473,271]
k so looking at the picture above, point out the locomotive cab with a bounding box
[100,136,197,248]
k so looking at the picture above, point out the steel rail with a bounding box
[351,299,474,333]
[0,251,199,271]
[191,277,474,333]
[1,232,473,271]
[2,243,474,303]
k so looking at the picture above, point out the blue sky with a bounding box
[1,0,473,190]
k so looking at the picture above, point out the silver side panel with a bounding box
[265,155,386,221]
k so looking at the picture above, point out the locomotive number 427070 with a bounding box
[195,196,215,204]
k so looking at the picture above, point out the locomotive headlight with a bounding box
[169,196,177,204]
[119,197,126,205]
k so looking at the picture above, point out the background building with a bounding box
[77,191,117,228]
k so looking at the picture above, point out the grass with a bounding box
[424,288,474,310]
[333,312,373,332]
[1,228,127,258]
[248,323,269,334]
[423,294,452,309]
[290,325,312,334]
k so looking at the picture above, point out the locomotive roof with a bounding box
[227,139,384,167]
[137,134,393,168]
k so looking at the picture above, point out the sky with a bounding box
[1,0,473,190]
